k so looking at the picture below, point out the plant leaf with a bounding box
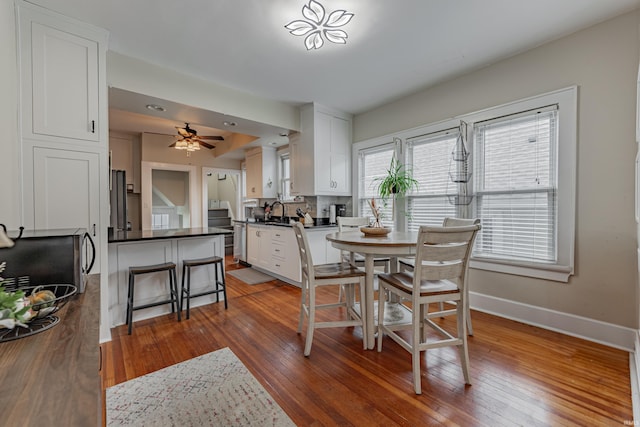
[285,20,316,36]
[326,10,354,27]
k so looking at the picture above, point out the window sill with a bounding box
[469,258,573,283]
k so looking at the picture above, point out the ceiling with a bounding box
[26,0,640,158]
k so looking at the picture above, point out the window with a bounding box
[358,144,395,226]
[473,106,557,263]
[279,152,293,201]
[353,87,576,281]
[406,130,459,230]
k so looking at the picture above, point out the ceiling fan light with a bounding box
[175,140,189,150]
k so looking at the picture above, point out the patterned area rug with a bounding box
[227,268,276,285]
[106,347,295,426]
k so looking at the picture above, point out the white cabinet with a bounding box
[245,147,277,199]
[270,227,301,282]
[306,228,341,264]
[18,2,107,145]
[16,1,109,274]
[30,147,102,272]
[247,224,270,269]
[293,103,352,196]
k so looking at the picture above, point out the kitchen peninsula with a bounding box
[108,227,231,328]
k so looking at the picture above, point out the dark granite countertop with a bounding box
[108,227,232,243]
[6,228,85,239]
[238,219,338,230]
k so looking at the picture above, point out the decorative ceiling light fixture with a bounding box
[285,0,354,50]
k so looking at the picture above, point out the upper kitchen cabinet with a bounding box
[17,0,108,147]
[292,103,352,196]
[245,146,277,199]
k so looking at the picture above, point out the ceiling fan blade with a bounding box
[198,141,216,149]
[199,135,224,141]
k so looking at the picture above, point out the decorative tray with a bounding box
[360,226,392,237]
[0,283,77,343]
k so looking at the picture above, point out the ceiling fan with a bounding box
[169,123,224,151]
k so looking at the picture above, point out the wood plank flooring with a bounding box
[101,258,633,426]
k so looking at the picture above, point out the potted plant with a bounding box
[374,155,419,201]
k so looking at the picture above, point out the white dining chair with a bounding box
[399,217,480,335]
[292,222,367,355]
[377,223,481,394]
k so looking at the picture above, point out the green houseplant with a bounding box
[374,155,419,201]
[370,154,419,226]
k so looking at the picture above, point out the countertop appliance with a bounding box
[335,204,347,218]
[329,205,337,224]
[0,228,95,293]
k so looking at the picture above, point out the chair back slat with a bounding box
[337,216,370,231]
[293,223,313,287]
[414,224,481,287]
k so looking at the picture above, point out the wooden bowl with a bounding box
[360,226,391,236]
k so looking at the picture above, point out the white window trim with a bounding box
[352,86,577,282]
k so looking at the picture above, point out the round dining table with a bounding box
[326,230,418,349]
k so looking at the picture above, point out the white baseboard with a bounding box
[470,292,636,351]
[632,332,640,423]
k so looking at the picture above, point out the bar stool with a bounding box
[181,256,227,319]
[126,262,180,335]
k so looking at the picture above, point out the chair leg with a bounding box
[297,278,307,334]
[357,280,367,350]
[171,268,181,322]
[412,305,423,395]
[377,285,386,352]
[304,284,316,357]
[218,261,228,310]
[127,273,134,335]
[458,302,471,385]
[465,292,473,336]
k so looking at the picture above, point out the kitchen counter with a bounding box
[108,227,231,243]
[235,219,338,230]
[0,279,100,426]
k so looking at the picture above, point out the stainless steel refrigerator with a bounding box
[110,170,128,231]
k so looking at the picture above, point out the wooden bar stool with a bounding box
[126,262,180,335]
[181,256,227,319]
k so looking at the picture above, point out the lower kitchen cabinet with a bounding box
[246,225,340,285]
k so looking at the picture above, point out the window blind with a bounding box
[406,130,458,230]
[358,144,395,226]
[474,106,558,263]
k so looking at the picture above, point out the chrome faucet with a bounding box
[270,200,287,223]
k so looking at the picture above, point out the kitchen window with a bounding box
[353,86,576,281]
[279,151,293,201]
[358,143,395,227]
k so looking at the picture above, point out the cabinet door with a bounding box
[314,112,334,193]
[247,225,260,265]
[31,22,99,142]
[245,151,262,198]
[33,147,101,273]
[330,116,350,194]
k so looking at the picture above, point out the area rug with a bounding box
[106,347,295,426]
[227,268,276,285]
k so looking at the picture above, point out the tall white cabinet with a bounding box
[16,2,109,277]
[292,103,352,196]
[245,146,277,199]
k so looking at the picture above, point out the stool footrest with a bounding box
[132,297,178,312]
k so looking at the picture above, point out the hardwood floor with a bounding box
[101,257,633,426]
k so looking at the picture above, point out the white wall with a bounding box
[0,1,21,229]
[354,11,640,328]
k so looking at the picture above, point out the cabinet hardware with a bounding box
[92,223,96,236]
[91,120,95,133]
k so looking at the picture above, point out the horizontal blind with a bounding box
[474,106,558,263]
[358,143,395,225]
[407,130,458,230]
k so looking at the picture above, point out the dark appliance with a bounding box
[335,204,347,218]
[0,228,94,293]
[110,170,128,231]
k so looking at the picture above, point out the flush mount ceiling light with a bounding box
[285,0,354,50]
[145,104,166,112]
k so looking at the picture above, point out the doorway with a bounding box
[201,167,242,227]
[141,161,199,230]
